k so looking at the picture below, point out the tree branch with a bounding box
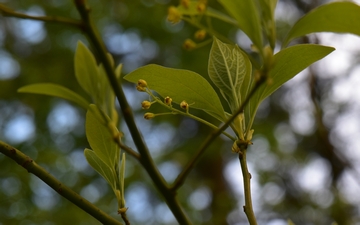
[0,4,83,28]
[73,1,192,224]
[0,141,123,225]
[238,149,257,225]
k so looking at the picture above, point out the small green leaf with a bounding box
[18,83,90,109]
[208,37,252,114]
[84,149,116,190]
[119,153,126,207]
[86,104,119,169]
[283,2,360,47]
[247,44,335,129]
[218,0,263,49]
[75,41,99,96]
[123,64,226,121]
[259,0,278,49]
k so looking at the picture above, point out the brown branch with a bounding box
[0,4,83,28]
[0,141,123,225]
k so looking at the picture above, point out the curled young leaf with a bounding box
[208,37,252,114]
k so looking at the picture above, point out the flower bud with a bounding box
[164,96,172,105]
[144,112,155,120]
[196,2,206,13]
[137,79,147,87]
[180,0,190,9]
[194,29,206,41]
[167,6,182,23]
[232,141,240,153]
[183,39,197,51]
[180,100,189,110]
[141,100,151,109]
[136,85,146,92]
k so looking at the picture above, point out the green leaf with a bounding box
[123,64,226,121]
[86,104,119,169]
[259,0,278,49]
[247,44,335,129]
[84,149,116,190]
[208,37,252,114]
[283,2,360,47]
[119,153,126,207]
[75,41,99,96]
[18,83,90,109]
[218,0,263,49]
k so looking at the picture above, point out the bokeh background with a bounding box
[1,0,360,224]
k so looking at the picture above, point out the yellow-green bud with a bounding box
[232,141,241,153]
[167,6,182,23]
[183,39,196,51]
[137,79,147,87]
[164,96,172,105]
[118,207,127,214]
[136,85,146,92]
[194,29,206,41]
[144,112,155,120]
[141,101,151,109]
[196,2,206,13]
[180,100,189,110]
[180,0,190,9]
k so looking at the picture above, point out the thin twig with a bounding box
[238,149,257,225]
[120,212,131,225]
[73,1,192,224]
[114,138,141,159]
[0,141,123,225]
[0,4,83,28]
[171,76,266,191]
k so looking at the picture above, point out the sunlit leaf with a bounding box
[123,64,226,122]
[18,83,90,109]
[208,37,252,113]
[86,104,120,169]
[218,0,263,49]
[75,41,99,97]
[84,149,116,190]
[283,2,360,47]
[247,44,335,129]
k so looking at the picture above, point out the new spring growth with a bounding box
[194,29,206,41]
[183,39,197,51]
[136,79,147,92]
[180,0,190,9]
[167,6,182,23]
[141,100,152,109]
[197,0,207,13]
[164,96,172,106]
[180,100,189,113]
[144,112,155,120]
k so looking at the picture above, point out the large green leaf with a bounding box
[86,104,119,169]
[208,37,252,113]
[75,41,99,97]
[218,0,263,49]
[123,64,226,121]
[18,83,90,109]
[283,2,360,47]
[247,44,335,128]
[84,149,116,190]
